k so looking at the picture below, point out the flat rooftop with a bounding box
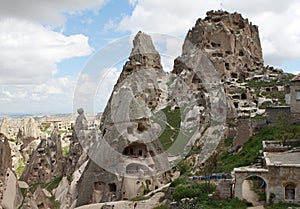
[264,151,300,167]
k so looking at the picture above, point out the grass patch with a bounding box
[155,107,181,150]
[130,195,151,201]
[62,146,69,159]
[170,177,250,209]
[15,158,26,177]
[153,205,169,209]
[218,125,300,173]
[49,196,60,209]
[252,115,266,121]
[195,198,251,209]
[265,202,300,209]
[173,182,215,201]
[29,177,62,194]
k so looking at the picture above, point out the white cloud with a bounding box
[118,0,300,70]
[73,67,120,113]
[0,76,76,113]
[0,0,107,27]
[0,18,93,84]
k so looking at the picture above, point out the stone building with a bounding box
[266,74,300,124]
[234,141,300,204]
[290,74,300,123]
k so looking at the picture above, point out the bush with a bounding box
[173,183,215,201]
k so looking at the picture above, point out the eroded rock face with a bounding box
[20,129,63,185]
[182,10,263,80]
[33,187,54,209]
[0,169,23,209]
[0,117,14,140]
[18,117,41,146]
[75,32,171,207]
[64,109,87,175]
[0,134,12,178]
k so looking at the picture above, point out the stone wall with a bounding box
[266,106,291,124]
[214,179,233,200]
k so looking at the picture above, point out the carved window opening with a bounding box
[241,93,247,100]
[285,184,296,200]
[123,143,148,158]
[109,183,117,192]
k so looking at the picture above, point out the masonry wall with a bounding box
[266,106,291,124]
[267,166,300,204]
[290,81,300,113]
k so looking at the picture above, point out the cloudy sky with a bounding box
[0,0,300,114]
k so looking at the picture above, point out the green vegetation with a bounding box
[62,146,69,159]
[265,202,300,209]
[155,107,181,150]
[261,91,286,104]
[15,158,26,177]
[130,195,151,201]
[29,177,62,194]
[173,182,215,201]
[153,205,168,209]
[252,115,266,121]
[49,196,60,209]
[259,101,272,109]
[218,125,300,172]
[175,160,191,175]
[169,176,250,209]
[224,137,234,147]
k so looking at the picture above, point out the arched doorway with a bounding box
[242,176,267,206]
[285,183,296,201]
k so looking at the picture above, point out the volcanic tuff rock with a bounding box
[75,31,171,206]
[18,117,41,146]
[183,10,263,80]
[0,117,14,139]
[0,134,12,178]
[20,129,63,185]
[64,108,87,175]
[0,169,23,209]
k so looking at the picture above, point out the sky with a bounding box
[0,0,300,114]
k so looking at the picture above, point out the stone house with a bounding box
[234,141,300,204]
[266,74,300,124]
[290,74,300,123]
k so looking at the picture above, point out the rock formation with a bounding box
[0,134,12,178]
[0,117,14,140]
[75,32,171,207]
[20,129,63,185]
[64,108,87,175]
[183,10,263,81]
[18,117,41,146]
[0,169,23,209]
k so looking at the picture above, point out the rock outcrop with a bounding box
[0,117,14,140]
[0,134,12,178]
[64,108,87,175]
[0,169,23,209]
[20,129,63,185]
[183,10,263,80]
[18,117,41,146]
[75,32,171,207]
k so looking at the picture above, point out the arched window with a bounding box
[285,184,296,200]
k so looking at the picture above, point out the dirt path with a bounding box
[243,180,265,209]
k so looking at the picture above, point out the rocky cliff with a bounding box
[20,129,63,185]
[75,31,171,206]
[182,10,263,81]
